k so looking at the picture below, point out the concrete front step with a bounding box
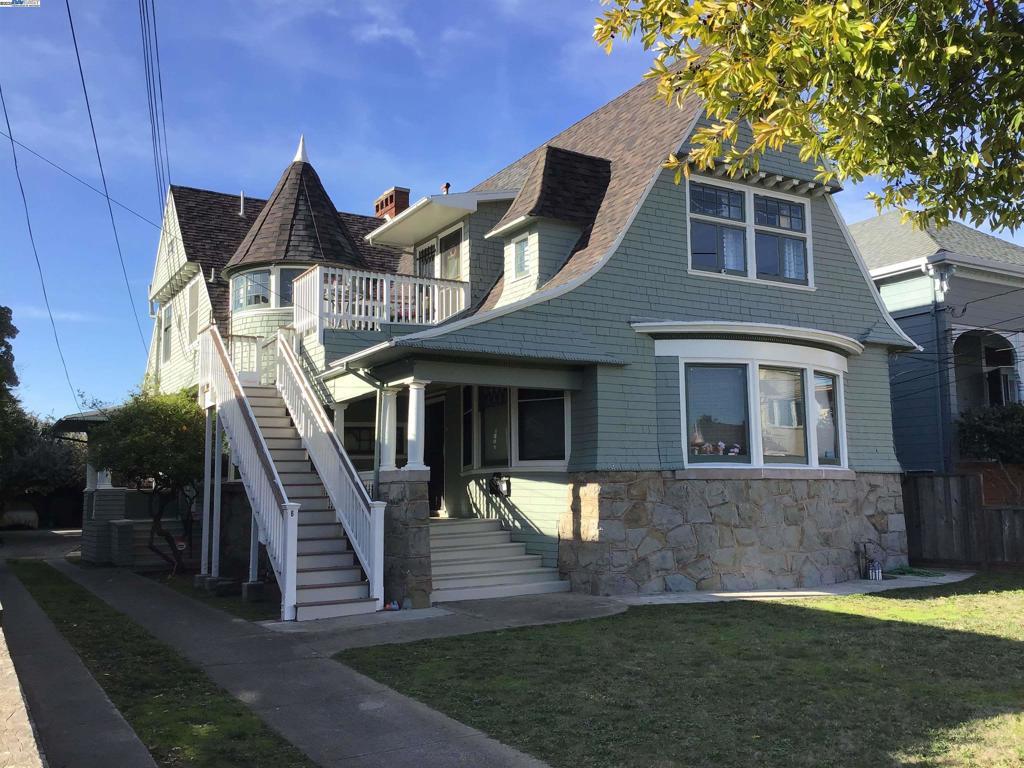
[432,554,543,577]
[297,537,349,555]
[430,542,528,561]
[295,566,364,586]
[297,523,345,540]
[298,551,355,569]
[295,597,377,621]
[433,568,564,591]
[429,518,502,536]
[432,578,570,603]
[297,581,369,603]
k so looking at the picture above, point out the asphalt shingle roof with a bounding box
[169,184,404,326]
[850,211,1024,272]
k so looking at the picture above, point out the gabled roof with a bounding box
[226,156,364,272]
[470,75,703,296]
[487,145,611,238]
[850,211,1024,273]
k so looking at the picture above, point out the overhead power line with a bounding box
[66,0,149,354]
[138,0,171,213]
[0,77,82,413]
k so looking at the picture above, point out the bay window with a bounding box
[278,268,306,307]
[462,385,570,470]
[687,178,813,287]
[231,270,271,310]
[673,339,847,469]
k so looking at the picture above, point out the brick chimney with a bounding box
[374,186,410,220]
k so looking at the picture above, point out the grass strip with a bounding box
[340,573,1024,768]
[144,572,280,622]
[10,560,315,768]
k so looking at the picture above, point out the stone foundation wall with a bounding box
[559,472,908,595]
[378,470,432,608]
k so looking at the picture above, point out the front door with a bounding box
[424,401,445,514]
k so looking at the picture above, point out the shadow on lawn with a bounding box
[340,575,1024,768]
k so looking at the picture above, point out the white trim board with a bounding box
[634,321,863,357]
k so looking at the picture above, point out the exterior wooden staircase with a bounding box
[430,518,570,602]
[247,383,377,620]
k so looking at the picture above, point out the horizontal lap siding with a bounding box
[888,309,947,471]
[149,278,214,394]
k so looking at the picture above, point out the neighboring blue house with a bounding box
[142,76,915,621]
[852,214,1024,474]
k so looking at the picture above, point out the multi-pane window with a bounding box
[759,367,807,463]
[416,242,436,277]
[514,238,529,278]
[161,304,173,362]
[754,195,804,232]
[439,229,462,280]
[231,270,270,310]
[688,179,811,286]
[516,389,566,461]
[685,365,750,463]
[278,268,306,308]
[814,372,841,465]
[690,182,744,221]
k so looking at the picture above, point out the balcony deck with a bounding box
[293,265,469,337]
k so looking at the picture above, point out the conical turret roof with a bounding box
[226,137,363,272]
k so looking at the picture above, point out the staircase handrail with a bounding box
[274,332,385,609]
[199,325,299,620]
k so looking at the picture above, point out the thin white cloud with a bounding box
[11,306,105,324]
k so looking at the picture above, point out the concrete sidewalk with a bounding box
[0,563,156,768]
[616,570,974,605]
[48,560,546,768]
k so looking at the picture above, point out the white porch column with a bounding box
[404,379,430,471]
[333,403,348,437]
[380,388,399,472]
[85,463,97,491]
[200,407,213,576]
[211,410,224,578]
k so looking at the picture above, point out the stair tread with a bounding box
[435,567,559,579]
[297,565,362,573]
[295,597,376,608]
[299,580,369,590]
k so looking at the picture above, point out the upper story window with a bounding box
[161,304,173,363]
[231,270,270,311]
[688,178,813,288]
[278,268,306,308]
[513,237,529,278]
[186,280,200,344]
[416,224,464,280]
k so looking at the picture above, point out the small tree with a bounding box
[958,404,1024,502]
[88,390,205,571]
[0,418,85,517]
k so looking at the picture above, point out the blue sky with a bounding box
[2,0,1020,419]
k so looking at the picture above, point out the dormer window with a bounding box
[514,237,529,278]
[417,225,464,280]
[687,178,814,288]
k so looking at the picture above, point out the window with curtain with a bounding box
[161,304,173,362]
[517,389,565,461]
[478,386,509,467]
[759,367,807,463]
[814,372,840,465]
[231,270,270,310]
[278,268,307,307]
[755,232,807,283]
[439,229,462,280]
[685,364,750,462]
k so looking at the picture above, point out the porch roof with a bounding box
[322,334,622,381]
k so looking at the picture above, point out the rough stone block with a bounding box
[665,573,696,592]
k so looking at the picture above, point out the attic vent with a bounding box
[374,186,410,220]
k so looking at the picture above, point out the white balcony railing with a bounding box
[293,265,469,337]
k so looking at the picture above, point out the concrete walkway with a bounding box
[616,570,974,605]
[47,560,546,768]
[0,563,156,768]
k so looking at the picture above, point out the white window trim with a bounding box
[161,304,173,363]
[416,222,465,281]
[512,235,530,281]
[230,265,315,314]
[463,385,571,472]
[186,275,202,348]
[686,175,816,290]
[667,339,848,471]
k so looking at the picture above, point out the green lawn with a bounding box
[340,574,1024,768]
[145,571,281,622]
[10,560,315,768]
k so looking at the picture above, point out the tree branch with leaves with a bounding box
[595,0,1024,230]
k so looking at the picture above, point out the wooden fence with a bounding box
[902,474,1024,568]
